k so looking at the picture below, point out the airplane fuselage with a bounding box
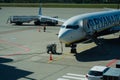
[58,10,120,44]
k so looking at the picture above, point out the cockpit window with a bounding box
[66,25,79,29]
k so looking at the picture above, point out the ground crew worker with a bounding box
[47,44,57,54]
[43,25,46,32]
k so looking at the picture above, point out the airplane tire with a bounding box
[71,48,77,53]
[34,20,41,25]
[15,22,23,25]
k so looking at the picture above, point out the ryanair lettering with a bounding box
[87,14,120,31]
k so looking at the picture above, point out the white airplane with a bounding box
[40,9,120,53]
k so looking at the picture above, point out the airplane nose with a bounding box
[58,29,71,43]
[58,32,66,43]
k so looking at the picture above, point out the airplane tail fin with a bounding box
[39,7,42,15]
[38,2,65,23]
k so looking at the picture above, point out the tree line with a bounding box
[0,0,120,3]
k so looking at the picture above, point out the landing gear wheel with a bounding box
[70,44,77,53]
[71,48,77,53]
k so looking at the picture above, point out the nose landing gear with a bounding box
[70,44,77,53]
[65,43,77,54]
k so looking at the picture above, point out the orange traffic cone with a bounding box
[49,53,53,61]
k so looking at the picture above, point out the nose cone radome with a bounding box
[58,29,72,44]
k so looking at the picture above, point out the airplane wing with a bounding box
[38,6,66,23]
[39,15,66,23]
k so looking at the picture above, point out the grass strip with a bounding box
[0,3,118,8]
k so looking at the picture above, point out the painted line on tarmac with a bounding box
[66,73,85,78]
[106,59,118,67]
[57,73,87,80]
[0,39,31,57]
[57,78,69,80]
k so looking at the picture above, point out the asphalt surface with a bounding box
[0,7,120,80]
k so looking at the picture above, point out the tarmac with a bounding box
[0,7,120,80]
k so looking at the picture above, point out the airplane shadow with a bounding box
[0,57,35,80]
[75,38,120,62]
[12,24,61,27]
[12,24,36,26]
[0,57,13,63]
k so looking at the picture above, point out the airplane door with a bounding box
[83,19,95,35]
